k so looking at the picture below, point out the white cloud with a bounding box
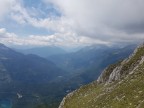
[11,0,144,44]
[0,0,144,46]
[10,1,74,34]
[0,28,17,38]
[0,0,17,20]
[0,28,109,46]
[45,0,144,42]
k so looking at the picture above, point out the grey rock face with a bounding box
[107,66,122,83]
[97,44,144,84]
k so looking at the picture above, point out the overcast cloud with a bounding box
[45,0,144,41]
[0,0,143,46]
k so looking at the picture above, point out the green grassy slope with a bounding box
[60,44,144,108]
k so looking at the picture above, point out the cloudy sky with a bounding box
[0,0,144,47]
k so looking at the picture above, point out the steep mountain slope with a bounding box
[50,45,136,72]
[0,43,137,108]
[37,44,136,108]
[49,45,136,85]
[0,43,65,83]
[59,44,144,108]
[18,46,66,58]
[49,45,136,73]
[0,43,67,108]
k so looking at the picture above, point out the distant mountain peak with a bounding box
[17,45,66,57]
[0,43,8,49]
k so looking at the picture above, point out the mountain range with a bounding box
[0,43,137,108]
[59,43,144,108]
[48,44,136,84]
[17,46,66,58]
[0,43,67,108]
[0,43,65,83]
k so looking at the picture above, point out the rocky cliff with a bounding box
[59,43,144,108]
[97,43,144,84]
